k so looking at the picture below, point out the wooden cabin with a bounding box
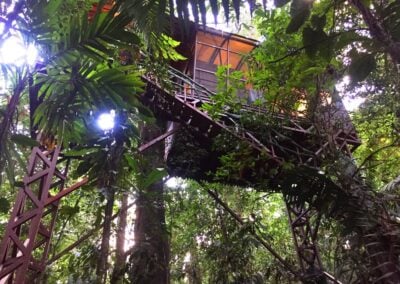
[171,24,258,99]
[171,23,359,141]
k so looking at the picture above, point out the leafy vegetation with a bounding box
[0,0,399,283]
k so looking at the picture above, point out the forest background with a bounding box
[0,0,399,283]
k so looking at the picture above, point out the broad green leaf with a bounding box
[210,0,219,24]
[60,205,80,216]
[302,27,319,57]
[302,26,331,59]
[63,147,98,157]
[142,168,167,188]
[124,153,138,171]
[319,36,335,61]
[198,0,207,24]
[11,134,40,147]
[76,160,93,176]
[286,0,312,34]
[232,0,241,22]
[222,0,230,22]
[301,66,326,77]
[336,31,370,51]
[348,53,376,83]
[311,14,326,30]
[0,197,10,213]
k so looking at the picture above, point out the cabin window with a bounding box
[193,30,256,95]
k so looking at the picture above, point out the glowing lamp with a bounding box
[97,111,115,131]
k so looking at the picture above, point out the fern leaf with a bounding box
[381,175,400,193]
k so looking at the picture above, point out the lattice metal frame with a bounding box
[142,69,350,283]
[0,146,87,283]
[286,202,324,281]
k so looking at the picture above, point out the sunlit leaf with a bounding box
[142,168,167,188]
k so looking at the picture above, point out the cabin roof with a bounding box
[196,24,259,46]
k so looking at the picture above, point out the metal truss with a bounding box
[142,67,360,169]
[141,66,359,283]
[0,146,87,283]
[286,202,341,284]
[286,202,324,281]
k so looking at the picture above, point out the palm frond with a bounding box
[380,175,400,193]
[33,57,143,144]
[26,1,140,63]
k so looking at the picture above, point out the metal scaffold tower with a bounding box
[0,147,87,283]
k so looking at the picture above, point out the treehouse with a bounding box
[171,24,257,95]
[140,24,360,281]
[140,23,361,183]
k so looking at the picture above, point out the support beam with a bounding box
[138,125,180,153]
[285,201,341,283]
[201,183,300,278]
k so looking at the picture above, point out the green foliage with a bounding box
[249,8,339,116]
[348,53,376,84]
[141,168,167,188]
[166,181,295,283]
[10,134,40,147]
[0,198,10,214]
[202,65,246,118]
[286,0,312,33]
[1,1,400,283]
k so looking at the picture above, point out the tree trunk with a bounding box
[96,136,125,283]
[330,155,400,282]
[110,192,129,283]
[351,0,400,65]
[128,122,170,284]
[96,188,115,284]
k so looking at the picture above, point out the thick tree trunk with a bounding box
[48,202,135,265]
[351,0,400,65]
[96,188,115,284]
[331,156,400,282]
[128,122,170,284]
[110,192,129,283]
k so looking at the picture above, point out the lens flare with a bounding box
[0,35,38,66]
[97,111,115,131]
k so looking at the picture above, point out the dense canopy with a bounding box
[0,0,399,283]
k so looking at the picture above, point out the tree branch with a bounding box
[267,29,365,64]
[353,141,399,176]
[350,0,400,64]
[198,181,300,278]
